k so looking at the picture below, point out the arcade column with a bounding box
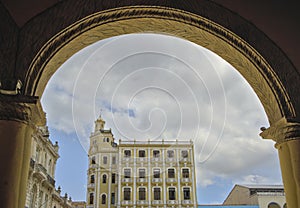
[0,95,41,208]
[260,117,300,208]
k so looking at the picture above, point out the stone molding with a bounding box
[26,6,294,119]
[260,117,300,146]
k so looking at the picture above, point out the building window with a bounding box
[167,150,174,158]
[124,169,131,178]
[90,175,95,184]
[91,156,96,164]
[139,187,146,200]
[154,188,161,200]
[124,188,131,200]
[89,193,94,204]
[102,174,107,183]
[103,156,107,164]
[139,150,146,157]
[168,168,175,178]
[124,150,131,157]
[181,150,188,158]
[182,168,189,178]
[112,156,116,164]
[153,169,160,178]
[139,169,146,178]
[183,187,191,200]
[169,188,176,200]
[153,150,160,158]
[111,193,115,204]
[101,194,106,204]
[112,173,116,183]
[268,202,280,208]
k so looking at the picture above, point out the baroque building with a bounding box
[86,116,197,208]
[25,123,73,208]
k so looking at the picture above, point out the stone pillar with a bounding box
[260,117,300,208]
[0,96,42,208]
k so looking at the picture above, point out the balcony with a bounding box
[181,178,192,183]
[137,200,148,205]
[166,178,177,183]
[121,200,133,205]
[136,178,148,183]
[86,206,94,208]
[152,200,163,205]
[152,178,163,183]
[136,157,147,162]
[33,163,47,180]
[87,183,95,189]
[122,157,132,162]
[47,174,55,186]
[179,158,190,163]
[167,200,178,204]
[151,157,161,162]
[166,158,176,163]
[121,178,133,183]
[182,200,193,205]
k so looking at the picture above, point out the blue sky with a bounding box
[41,33,282,204]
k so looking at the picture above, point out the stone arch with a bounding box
[1,1,300,208]
[22,5,298,125]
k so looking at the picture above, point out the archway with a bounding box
[0,3,299,208]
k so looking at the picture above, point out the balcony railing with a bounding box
[121,200,132,205]
[47,174,55,186]
[152,200,163,205]
[166,178,177,183]
[137,157,147,162]
[182,200,193,205]
[87,183,95,189]
[137,200,148,205]
[122,178,133,183]
[179,158,190,162]
[167,200,178,204]
[152,178,163,183]
[136,178,148,183]
[181,178,192,183]
[151,157,161,162]
[166,158,176,162]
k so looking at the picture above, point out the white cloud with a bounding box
[41,33,281,201]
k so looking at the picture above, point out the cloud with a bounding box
[41,33,281,201]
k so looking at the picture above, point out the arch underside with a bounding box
[25,6,295,125]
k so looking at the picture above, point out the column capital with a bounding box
[260,117,300,147]
[0,94,45,125]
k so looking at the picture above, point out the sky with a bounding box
[41,33,282,204]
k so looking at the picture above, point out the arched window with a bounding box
[138,187,146,200]
[154,187,161,200]
[268,202,280,208]
[91,156,96,164]
[124,188,131,200]
[168,168,175,178]
[102,174,107,183]
[168,187,176,200]
[89,193,94,204]
[101,194,106,204]
[90,175,95,184]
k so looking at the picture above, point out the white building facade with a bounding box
[86,116,197,208]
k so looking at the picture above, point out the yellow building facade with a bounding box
[86,116,197,208]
